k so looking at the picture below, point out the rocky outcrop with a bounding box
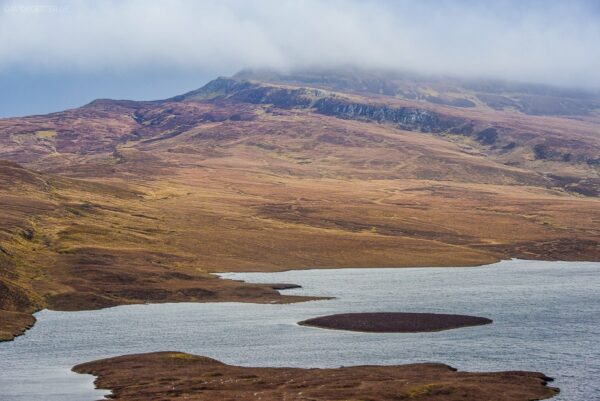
[312,97,462,133]
[181,78,465,133]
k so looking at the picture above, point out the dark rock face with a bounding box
[299,312,492,333]
[184,78,467,133]
[312,98,462,133]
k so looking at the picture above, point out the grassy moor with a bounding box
[1,70,600,342]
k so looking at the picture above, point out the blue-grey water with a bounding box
[1,259,599,401]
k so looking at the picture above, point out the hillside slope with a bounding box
[1,70,599,339]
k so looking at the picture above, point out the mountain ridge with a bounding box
[2,72,598,193]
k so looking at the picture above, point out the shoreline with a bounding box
[0,310,37,342]
[0,259,506,343]
[2,257,596,342]
[0,280,322,343]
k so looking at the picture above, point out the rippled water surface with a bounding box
[1,259,599,401]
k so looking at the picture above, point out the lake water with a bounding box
[1,259,599,401]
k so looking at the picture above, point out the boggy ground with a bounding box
[72,351,559,401]
[1,72,600,341]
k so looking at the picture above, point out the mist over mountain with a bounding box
[1,0,600,116]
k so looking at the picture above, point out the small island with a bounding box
[298,312,492,333]
[73,351,557,401]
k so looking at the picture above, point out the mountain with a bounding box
[1,69,600,339]
[235,67,600,116]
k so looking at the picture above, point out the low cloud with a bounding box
[1,0,599,87]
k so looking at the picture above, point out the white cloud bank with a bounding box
[1,0,600,87]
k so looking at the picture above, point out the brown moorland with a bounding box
[0,70,599,340]
[72,351,559,401]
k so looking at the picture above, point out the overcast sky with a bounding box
[1,0,599,117]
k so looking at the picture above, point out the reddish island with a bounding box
[298,312,493,333]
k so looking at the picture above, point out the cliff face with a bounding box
[189,77,462,132]
[312,97,460,132]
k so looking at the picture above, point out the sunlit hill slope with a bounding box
[1,69,599,339]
